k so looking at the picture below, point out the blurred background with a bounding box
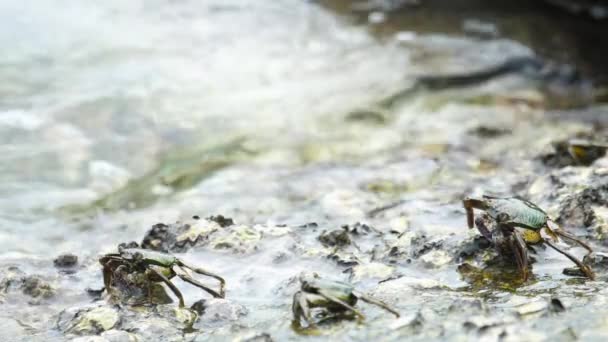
[1,0,608,341]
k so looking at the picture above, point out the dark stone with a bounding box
[141,223,175,252]
[298,222,318,229]
[21,276,54,299]
[207,215,234,227]
[583,252,608,267]
[550,298,566,312]
[557,182,608,228]
[468,125,511,138]
[191,299,207,315]
[318,229,351,248]
[54,254,78,268]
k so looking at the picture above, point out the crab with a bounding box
[99,244,226,307]
[292,273,399,327]
[463,195,595,281]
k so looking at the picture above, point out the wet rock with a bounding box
[566,252,608,277]
[239,332,273,342]
[207,215,234,228]
[101,329,139,342]
[515,300,549,317]
[195,299,248,327]
[21,275,54,299]
[141,219,265,254]
[326,250,360,267]
[71,336,108,342]
[468,125,511,138]
[0,318,31,338]
[141,220,222,252]
[191,299,207,315]
[457,262,526,290]
[54,253,78,268]
[447,298,485,313]
[373,276,443,302]
[140,223,179,252]
[58,305,120,335]
[462,314,516,337]
[411,235,444,259]
[349,262,394,282]
[1,268,55,302]
[583,252,608,267]
[0,266,25,295]
[388,312,425,335]
[539,137,608,168]
[550,298,566,313]
[557,179,608,232]
[459,235,493,258]
[351,0,420,13]
[462,19,500,39]
[211,226,262,253]
[419,250,452,268]
[58,303,196,340]
[318,229,351,248]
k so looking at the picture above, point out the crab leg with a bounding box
[177,261,226,297]
[100,256,125,290]
[292,291,313,326]
[147,266,186,307]
[508,229,529,281]
[554,230,594,254]
[174,266,224,298]
[353,291,400,318]
[544,239,595,280]
[463,198,489,228]
[317,289,365,320]
[474,216,494,242]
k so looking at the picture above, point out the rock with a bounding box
[388,312,424,334]
[196,299,248,326]
[514,300,549,316]
[372,275,442,302]
[21,275,54,299]
[141,219,264,254]
[238,332,273,342]
[584,252,608,267]
[58,306,120,335]
[54,254,78,268]
[462,19,500,39]
[419,250,452,268]
[211,226,262,253]
[58,303,196,340]
[70,336,109,342]
[468,125,511,138]
[349,262,394,282]
[318,229,351,247]
[191,299,207,315]
[140,223,180,252]
[207,215,234,227]
[101,329,139,342]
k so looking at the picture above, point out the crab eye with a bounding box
[496,213,510,222]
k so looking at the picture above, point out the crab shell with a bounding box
[483,196,548,231]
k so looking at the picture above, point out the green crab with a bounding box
[292,273,399,327]
[100,245,226,307]
[463,195,595,280]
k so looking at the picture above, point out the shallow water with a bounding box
[2,1,608,341]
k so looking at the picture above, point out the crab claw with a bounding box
[463,197,489,229]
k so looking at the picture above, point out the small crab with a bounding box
[463,195,595,280]
[99,245,226,307]
[292,273,399,327]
